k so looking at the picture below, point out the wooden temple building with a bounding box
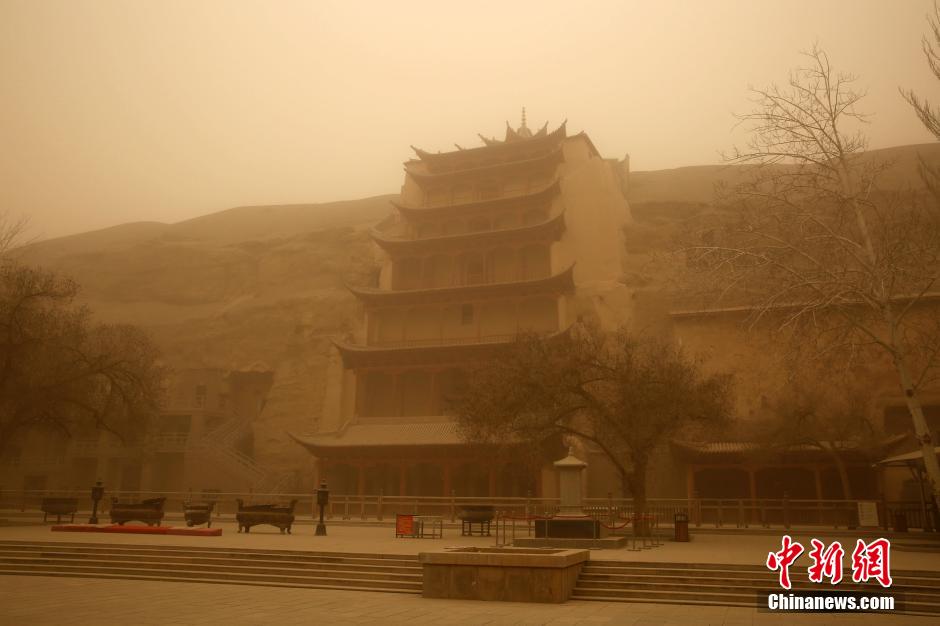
[292,113,633,498]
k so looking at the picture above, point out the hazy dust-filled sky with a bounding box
[2,0,939,239]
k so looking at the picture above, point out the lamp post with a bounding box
[315,480,329,536]
[89,480,104,525]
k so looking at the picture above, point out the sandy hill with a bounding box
[15,143,938,479]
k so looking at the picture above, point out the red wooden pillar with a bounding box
[399,463,407,496]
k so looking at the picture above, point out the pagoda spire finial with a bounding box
[521,106,527,130]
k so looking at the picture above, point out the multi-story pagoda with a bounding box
[294,112,632,498]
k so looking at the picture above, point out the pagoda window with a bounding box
[401,370,434,416]
[518,296,558,332]
[522,207,549,226]
[520,243,551,280]
[458,251,485,285]
[486,248,516,283]
[467,215,490,233]
[460,304,474,325]
[453,184,473,203]
[422,254,453,288]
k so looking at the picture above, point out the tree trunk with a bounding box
[630,457,649,518]
[825,447,853,500]
[894,356,940,513]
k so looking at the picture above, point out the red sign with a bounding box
[396,514,414,537]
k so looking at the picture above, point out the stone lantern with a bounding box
[554,447,587,516]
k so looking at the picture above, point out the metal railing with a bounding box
[0,490,935,532]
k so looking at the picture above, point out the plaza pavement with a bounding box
[0,521,937,625]
[0,575,932,625]
[0,520,937,570]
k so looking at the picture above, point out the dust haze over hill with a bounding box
[14,143,940,472]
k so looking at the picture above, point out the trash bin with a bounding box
[893,511,908,533]
[674,512,690,542]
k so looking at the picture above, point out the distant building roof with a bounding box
[290,418,464,451]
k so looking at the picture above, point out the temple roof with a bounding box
[672,435,907,459]
[392,178,560,218]
[347,264,575,307]
[409,116,566,171]
[406,144,565,184]
[290,418,464,451]
[370,209,566,255]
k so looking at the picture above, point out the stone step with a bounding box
[0,562,422,591]
[578,570,940,590]
[0,568,422,595]
[572,588,940,615]
[0,549,421,573]
[0,556,422,583]
[585,559,940,580]
[575,577,940,602]
[0,542,419,567]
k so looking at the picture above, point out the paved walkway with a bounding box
[0,575,930,625]
[1,522,937,570]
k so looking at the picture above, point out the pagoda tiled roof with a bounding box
[370,209,566,255]
[405,144,565,184]
[409,120,566,172]
[391,179,560,218]
[347,264,575,307]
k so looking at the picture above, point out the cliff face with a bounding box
[18,196,392,482]
[15,143,939,483]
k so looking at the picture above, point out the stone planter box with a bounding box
[419,547,588,603]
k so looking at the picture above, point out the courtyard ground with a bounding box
[0,521,936,625]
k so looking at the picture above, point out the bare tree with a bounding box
[0,212,31,257]
[453,322,733,516]
[680,45,940,510]
[0,261,165,457]
[746,367,884,500]
[902,1,940,202]
[903,2,940,140]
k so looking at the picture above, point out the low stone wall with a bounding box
[419,547,588,603]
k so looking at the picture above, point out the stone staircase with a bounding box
[572,560,940,615]
[0,541,421,594]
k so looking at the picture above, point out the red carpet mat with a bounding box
[51,524,221,536]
